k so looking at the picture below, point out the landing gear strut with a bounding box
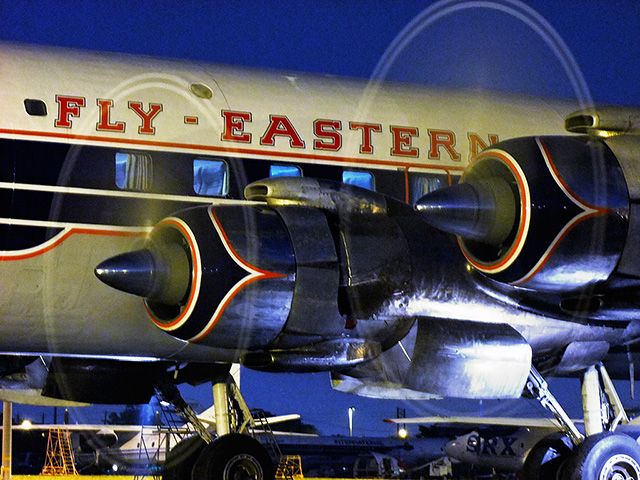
[523,364,640,480]
[159,367,276,480]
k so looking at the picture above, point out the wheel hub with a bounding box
[600,454,640,480]
[223,453,263,480]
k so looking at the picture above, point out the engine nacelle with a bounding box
[97,205,297,349]
[96,189,411,361]
[417,136,630,292]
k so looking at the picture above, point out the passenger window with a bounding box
[115,152,153,191]
[193,159,228,196]
[342,170,375,191]
[410,174,447,204]
[269,164,302,178]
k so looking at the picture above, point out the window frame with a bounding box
[114,151,154,192]
[342,169,376,191]
[269,163,303,178]
[192,157,230,197]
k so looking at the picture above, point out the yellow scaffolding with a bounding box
[275,454,304,480]
[41,428,78,476]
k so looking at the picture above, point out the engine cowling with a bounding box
[95,186,412,365]
[417,136,630,292]
[96,205,297,349]
[95,178,535,395]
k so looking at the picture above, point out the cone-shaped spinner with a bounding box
[415,177,516,246]
[95,249,156,298]
[95,243,190,305]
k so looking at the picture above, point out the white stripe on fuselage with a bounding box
[0,181,261,205]
[0,217,152,231]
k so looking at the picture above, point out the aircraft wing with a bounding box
[0,389,89,407]
[384,416,563,429]
[196,408,300,427]
[252,413,301,425]
[13,423,143,432]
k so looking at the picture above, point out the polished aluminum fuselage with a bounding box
[0,42,625,369]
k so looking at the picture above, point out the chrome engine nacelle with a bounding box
[96,183,412,363]
[95,177,536,394]
[417,135,631,292]
[138,205,297,349]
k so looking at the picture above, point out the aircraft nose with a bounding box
[444,437,464,459]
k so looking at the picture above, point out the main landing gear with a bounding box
[523,364,640,480]
[159,369,277,480]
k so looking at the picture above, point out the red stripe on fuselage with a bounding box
[0,228,146,261]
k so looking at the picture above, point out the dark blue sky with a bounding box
[1,1,639,103]
[1,1,639,436]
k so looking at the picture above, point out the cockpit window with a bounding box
[342,170,375,191]
[193,158,228,196]
[269,164,302,178]
[115,152,153,191]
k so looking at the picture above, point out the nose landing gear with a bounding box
[159,368,277,480]
[564,432,640,480]
[191,434,274,480]
[523,365,640,480]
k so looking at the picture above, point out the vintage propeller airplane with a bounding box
[1,37,640,480]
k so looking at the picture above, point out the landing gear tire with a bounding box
[191,433,275,480]
[522,433,573,480]
[162,435,206,480]
[562,432,640,480]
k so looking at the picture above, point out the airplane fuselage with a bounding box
[0,43,638,401]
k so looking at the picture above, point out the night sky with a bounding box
[1,1,639,436]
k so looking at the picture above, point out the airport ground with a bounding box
[11,477,134,480]
[9,477,358,480]
[8,476,515,480]
[7,475,371,480]
[8,477,357,480]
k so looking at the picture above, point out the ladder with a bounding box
[250,408,285,470]
[133,425,163,480]
[41,428,78,476]
[133,397,195,480]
